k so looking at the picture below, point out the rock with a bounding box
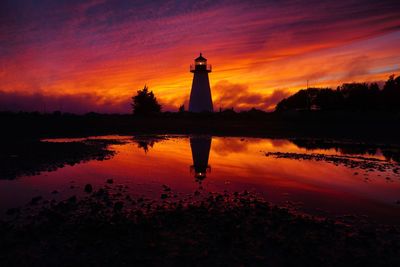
[6,208,20,215]
[114,201,124,212]
[30,196,42,205]
[162,185,171,191]
[67,196,77,203]
[84,184,93,193]
[96,188,106,196]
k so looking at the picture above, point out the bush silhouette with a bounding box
[382,75,400,110]
[276,88,320,111]
[131,85,161,115]
[178,104,185,113]
[275,75,400,112]
[314,88,344,110]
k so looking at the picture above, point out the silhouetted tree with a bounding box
[246,107,266,115]
[275,88,319,111]
[338,83,372,110]
[178,104,185,113]
[275,75,400,112]
[369,82,380,93]
[131,85,161,115]
[314,89,344,110]
[382,74,400,110]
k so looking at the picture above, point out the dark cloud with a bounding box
[0,91,129,114]
[0,90,189,113]
[212,138,250,156]
[161,97,189,112]
[343,56,371,80]
[213,81,291,111]
[2,0,399,62]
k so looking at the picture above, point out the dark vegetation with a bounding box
[276,75,400,112]
[1,184,399,266]
[2,76,400,144]
[2,109,400,145]
[0,139,121,179]
[131,85,162,115]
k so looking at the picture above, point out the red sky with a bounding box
[1,0,400,113]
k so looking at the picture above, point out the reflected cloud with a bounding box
[291,138,400,162]
[212,137,257,156]
[269,139,293,148]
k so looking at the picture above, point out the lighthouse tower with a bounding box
[189,53,213,112]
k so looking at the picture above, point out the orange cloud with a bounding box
[212,81,291,111]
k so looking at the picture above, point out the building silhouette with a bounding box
[190,136,212,182]
[189,53,213,112]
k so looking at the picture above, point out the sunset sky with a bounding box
[1,0,400,113]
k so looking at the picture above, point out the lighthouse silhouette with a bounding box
[189,53,213,112]
[190,136,212,183]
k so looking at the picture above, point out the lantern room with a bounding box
[190,53,212,72]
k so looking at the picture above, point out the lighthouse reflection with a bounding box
[189,136,212,183]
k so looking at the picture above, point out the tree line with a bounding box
[276,75,400,112]
[131,74,400,115]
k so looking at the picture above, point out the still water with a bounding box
[1,135,400,223]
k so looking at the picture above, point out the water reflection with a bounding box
[1,135,400,223]
[131,135,214,183]
[190,136,212,183]
[132,136,165,154]
[292,139,400,162]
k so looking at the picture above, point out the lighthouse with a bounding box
[189,53,213,112]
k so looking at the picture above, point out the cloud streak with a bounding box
[0,0,400,112]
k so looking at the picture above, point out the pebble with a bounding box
[84,184,93,193]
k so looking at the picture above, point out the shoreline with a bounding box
[2,111,400,144]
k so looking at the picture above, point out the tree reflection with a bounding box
[132,135,166,154]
